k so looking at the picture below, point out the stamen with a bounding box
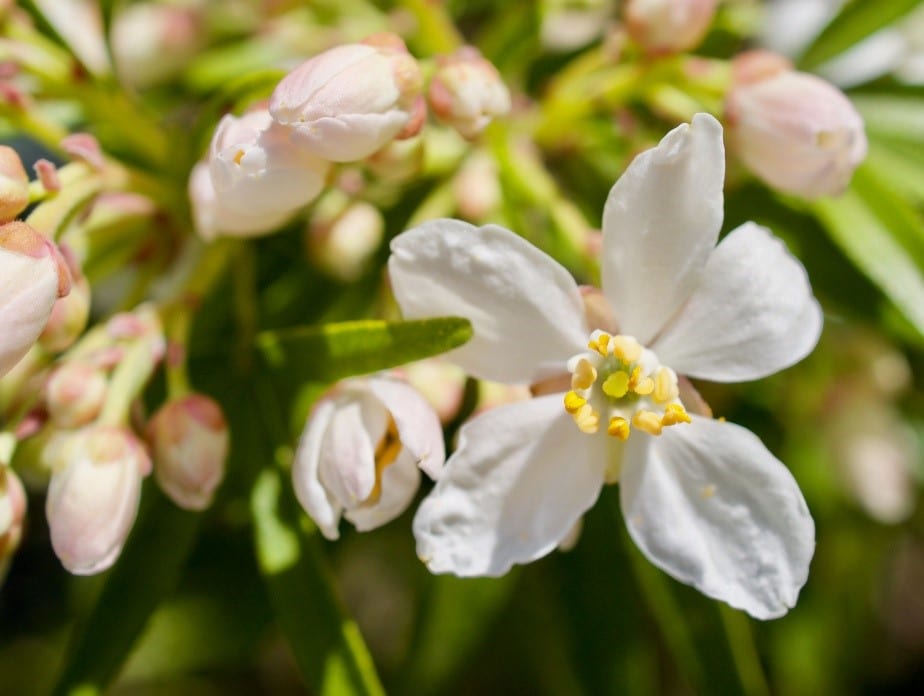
[564,390,586,414]
[588,332,611,356]
[632,409,663,436]
[661,403,691,426]
[571,358,597,391]
[364,417,401,505]
[602,371,629,398]
[607,416,630,440]
[653,367,679,403]
[611,335,641,363]
[573,404,600,433]
[628,366,654,396]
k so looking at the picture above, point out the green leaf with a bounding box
[850,163,924,267]
[812,188,924,338]
[851,94,924,144]
[256,317,473,385]
[52,489,201,696]
[251,466,385,696]
[799,0,923,69]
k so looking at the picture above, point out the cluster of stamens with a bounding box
[563,331,691,440]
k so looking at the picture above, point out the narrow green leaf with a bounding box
[251,466,385,696]
[812,189,924,337]
[851,94,924,144]
[52,489,201,696]
[799,0,922,69]
[863,140,924,204]
[850,163,924,267]
[256,317,473,384]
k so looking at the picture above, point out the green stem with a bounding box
[399,0,463,55]
[718,604,772,696]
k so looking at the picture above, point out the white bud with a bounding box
[428,47,511,139]
[726,52,868,198]
[1,222,71,377]
[308,199,384,282]
[624,0,718,54]
[0,465,26,561]
[0,145,30,222]
[147,394,228,511]
[45,361,108,428]
[292,376,444,539]
[111,3,202,88]
[45,426,149,575]
[39,247,90,353]
[269,34,424,162]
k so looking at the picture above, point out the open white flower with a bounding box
[388,113,821,619]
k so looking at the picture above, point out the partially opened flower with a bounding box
[388,113,821,619]
[293,376,444,540]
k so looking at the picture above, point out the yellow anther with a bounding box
[573,404,600,434]
[602,371,630,398]
[564,390,586,414]
[632,409,663,436]
[661,402,691,426]
[233,149,245,165]
[653,366,679,404]
[607,416,630,441]
[628,366,654,396]
[364,417,401,505]
[611,335,642,363]
[571,358,597,391]
[588,332,611,356]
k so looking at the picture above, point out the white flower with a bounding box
[388,113,821,619]
[292,376,445,540]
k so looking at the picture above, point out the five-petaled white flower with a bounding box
[388,113,822,619]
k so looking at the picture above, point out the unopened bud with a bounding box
[111,3,202,88]
[207,109,330,227]
[39,247,90,352]
[0,145,29,222]
[293,376,444,539]
[726,51,868,198]
[624,0,718,54]
[147,394,228,511]
[45,425,148,575]
[428,47,511,139]
[453,151,501,220]
[1,222,70,377]
[270,35,424,161]
[0,465,26,560]
[46,362,108,428]
[308,199,384,282]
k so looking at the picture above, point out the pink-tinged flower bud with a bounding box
[209,109,330,217]
[308,199,384,282]
[726,52,868,198]
[45,425,148,575]
[147,394,228,511]
[428,47,511,139]
[111,3,202,88]
[453,151,501,220]
[293,376,444,540]
[0,465,26,561]
[0,222,71,378]
[269,35,424,162]
[0,145,29,222]
[46,362,107,428]
[624,0,718,54]
[39,246,90,353]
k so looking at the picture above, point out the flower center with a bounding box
[563,331,691,440]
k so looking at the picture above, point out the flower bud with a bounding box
[0,465,26,561]
[307,199,384,282]
[147,394,228,511]
[111,3,202,88]
[45,425,148,575]
[208,109,330,221]
[46,361,108,428]
[269,35,424,162]
[428,47,511,139]
[726,52,868,198]
[39,247,90,352]
[1,222,71,377]
[453,151,501,220]
[624,0,718,54]
[293,376,444,539]
[0,145,29,222]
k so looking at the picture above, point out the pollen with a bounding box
[571,358,597,391]
[602,371,629,398]
[588,332,611,356]
[632,409,663,436]
[564,390,586,414]
[611,335,642,362]
[573,404,600,434]
[661,403,691,426]
[628,366,654,396]
[233,149,245,165]
[653,367,679,403]
[608,416,630,440]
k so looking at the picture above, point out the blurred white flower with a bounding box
[389,114,821,619]
[624,0,719,54]
[293,376,444,540]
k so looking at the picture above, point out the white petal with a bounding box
[292,400,342,540]
[620,416,815,620]
[413,395,608,576]
[601,113,725,344]
[389,220,587,383]
[345,448,421,532]
[367,376,445,479]
[653,222,823,382]
[318,393,385,508]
